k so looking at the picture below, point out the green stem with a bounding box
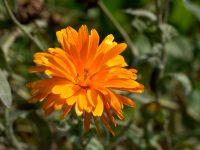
[155,0,168,76]
[3,0,44,51]
[164,117,173,150]
[144,119,151,149]
[4,108,23,150]
[98,0,138,58]
[154,0,172,149]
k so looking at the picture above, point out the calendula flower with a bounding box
[27,25,144,135]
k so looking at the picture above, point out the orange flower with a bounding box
[27,25,144,135]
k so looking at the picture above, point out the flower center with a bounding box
[76,69,90,88]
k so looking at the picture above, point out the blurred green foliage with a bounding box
[0,0,200,149]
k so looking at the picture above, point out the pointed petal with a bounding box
[29,66,47,73]
[42,94,58,109]
[84,112,91,132]
[116,94,136,107]
[86,29,99,67]
[105,55,128,68]
[104,102,117,126]
[100,115,115,136]
[103,79,144,93]
[106,89,122,110]
[44,106,54,115]
[61,105,73,119]
[97,34,115,53]
[79,25,89,62]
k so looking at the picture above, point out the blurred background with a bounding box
[0,0,200,149]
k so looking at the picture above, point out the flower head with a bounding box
[27,25,144,135]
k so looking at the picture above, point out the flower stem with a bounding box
[154,0,172,149]
[4,108,23,150]
[3,0,44,51]
[98,0,138,58]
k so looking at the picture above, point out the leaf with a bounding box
[183,0,200,21]
[0,69,12,108]
[125,8,157,21]
[131,19,147,32]
[133,34,151,54]
[126,123,144,149]
[159,23,178,42]
[188,87,200,117]
[27,111,52,150]
[168,73,192,95]
[85,138,104,150]
[165,36,193,61]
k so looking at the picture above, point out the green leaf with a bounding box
[159,23,178,42]
[168,73,192,95]
[131,19,147,32]
[183,0,200,21]
[188,87,200,116]
[125,8,157,21]
[85,138,104,150]
[27,111,52,150]
[0,69,12,108]
[166,36,193,61]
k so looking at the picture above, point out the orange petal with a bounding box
[54,103,63,110]
[44,106,54,115]
[84,112,91,132]
[79,25,89,62]
[56,29,66,49]
[105,55,127,68]
[112,108,124,120]
[97,34,115,53]
[102,43,127,64]
[104,102,116,126]
[42,94,58,109]
[61,105,73,119]
[53,56,74,75]
[92,93,104,116]
[106,89,122,110]
[75,104,83,116]
[29,66,47,73]
[75,98,83,116]
[116,94,136,107]
[104,90,124,120]
[114,84,144,93]
[103,79,143,91]
[66,95,78,105]
[29,92,48,103]
[66,26,78,47]
[86,29,99,67]
[52,84,78,99]
[86,89,95,106]
[100,115,115,136]
[41,55,75,81]
[49,48,77,77]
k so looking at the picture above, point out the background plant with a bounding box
[0,0,200,149]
